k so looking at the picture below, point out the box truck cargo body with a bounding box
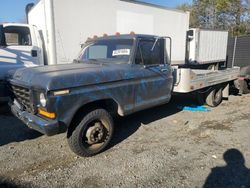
[28,0,189,65]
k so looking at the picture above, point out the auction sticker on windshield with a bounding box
[112,49,130,56]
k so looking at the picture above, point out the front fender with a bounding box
[49,89,127,127]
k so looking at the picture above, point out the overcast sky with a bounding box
[0,0,192,23]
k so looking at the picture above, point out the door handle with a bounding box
[31,50,37,57]
[161,68,169,72]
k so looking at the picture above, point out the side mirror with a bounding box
[0,25,6,46]
[25,3,35,23]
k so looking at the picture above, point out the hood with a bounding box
[11,62,137,91]
[0,64,26,80]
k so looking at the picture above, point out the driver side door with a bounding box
[133,38,173,111]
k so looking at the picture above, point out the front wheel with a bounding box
[68,109,114,157]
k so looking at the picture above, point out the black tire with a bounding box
[205,87,223,107]
[68,109,114,157]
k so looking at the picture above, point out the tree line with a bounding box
[177,0,250,36]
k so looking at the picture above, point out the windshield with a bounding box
[78,39,134,63]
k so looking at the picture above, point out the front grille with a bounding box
[11,85,33,112]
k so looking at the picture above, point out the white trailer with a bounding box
[188,29,229,65]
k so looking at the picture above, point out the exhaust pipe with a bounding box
[25,3,35,23]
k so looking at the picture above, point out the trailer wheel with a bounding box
[68,109,114,157]
[205,87,223,107]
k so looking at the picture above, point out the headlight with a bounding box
[40,93,47,107]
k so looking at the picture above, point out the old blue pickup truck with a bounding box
[9,34,173,157]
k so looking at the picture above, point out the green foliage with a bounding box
[177,0,250,36]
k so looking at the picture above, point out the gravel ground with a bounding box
[0,94,250,188]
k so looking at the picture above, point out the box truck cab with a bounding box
[0,23,44,104]
[0,23,44,66]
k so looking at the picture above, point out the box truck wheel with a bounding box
[68,109,114,157]
[205,87,223,107]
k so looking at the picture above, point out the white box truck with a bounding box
[0,0,239,104]
[27,0,189,65]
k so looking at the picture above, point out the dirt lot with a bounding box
[0,94,250,188]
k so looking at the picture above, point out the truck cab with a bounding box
[0,23,44,66]
[0,23,44,103]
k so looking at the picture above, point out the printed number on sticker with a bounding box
[112,49,130,56]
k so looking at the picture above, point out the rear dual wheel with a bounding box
[68,109,114,157]
[205,87,223,107]
[197,86,223,107]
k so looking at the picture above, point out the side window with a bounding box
[4,26,31,46]
[135,39,164,65]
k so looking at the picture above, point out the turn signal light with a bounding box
[38,108,56,119]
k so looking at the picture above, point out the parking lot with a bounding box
[0,94,250,188]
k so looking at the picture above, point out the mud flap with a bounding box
[222,84,229,99]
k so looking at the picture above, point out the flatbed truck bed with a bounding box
[173,67,240,93]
